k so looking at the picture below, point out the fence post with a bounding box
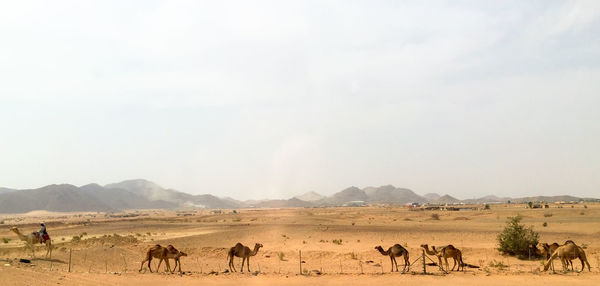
[299,250,302,275]
[422,249,426,274]
[68,248,72,273]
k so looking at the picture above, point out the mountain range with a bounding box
[0,179,596,213]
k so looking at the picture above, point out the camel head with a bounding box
[564,240,575,245]
[254,243,263,250]
[420,244,429,249]
[179,251,188,257]
[374,246,383,251]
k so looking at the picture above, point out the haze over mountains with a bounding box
[0,179,596,213]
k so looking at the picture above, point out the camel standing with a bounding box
[227,242,263,272]
[157,245,187,273]
[543,241,591,272]
[10,227,52,258]
[421,244,463,271]
[139,244,173,273]
[375,244,410,272]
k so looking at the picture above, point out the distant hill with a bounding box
[423,193,441,201]
[0,180,597,213]
[434,194,460,204]
[294,191,325,202]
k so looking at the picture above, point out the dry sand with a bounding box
[1,203,599,285]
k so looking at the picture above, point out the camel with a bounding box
[139,244,175,273]
[157,245,188,273]
[543,241,591,272]
[375,244,410,272]
[421,244,463,271]
[227,242,263,273]
[529,242,560,260]
[10,227,52,258]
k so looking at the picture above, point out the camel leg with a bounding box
[444,257,449,272]
[157,258,163,272]
[394,256,398,272]
[178,258,182,273]
[240,257,245,273]
[147,257,153,273]
[247,256,251,272]
[403,253,410,272]
[229,256,236,272]
[389,256,394,272]
[451,257,457,271]
[165,258,171,273]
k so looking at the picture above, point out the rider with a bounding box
[38,222,48,243]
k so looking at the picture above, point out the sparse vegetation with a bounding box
[488,259,507,270]
[2,238,10,243]
[542,222,547,227]
[72,235,81,242]
[332,239,343,245]
[484,204,490,210]
[430,213,440,220]
[497,215,539,258]
[350,252,358,260]
[543,213,553,217]
[278,252,287,261]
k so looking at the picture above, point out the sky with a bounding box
[1,0,599,200]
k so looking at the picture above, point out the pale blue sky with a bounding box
[1,1,599,200]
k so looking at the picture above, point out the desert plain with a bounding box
[0,203,599,285]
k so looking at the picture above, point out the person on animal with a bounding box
[37,223,50,244]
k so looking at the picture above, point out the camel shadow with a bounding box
[29,258,67,264]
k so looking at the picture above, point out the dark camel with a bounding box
[227,242,263,272]
[375,244,410,272]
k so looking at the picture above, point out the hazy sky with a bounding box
[1,1,599,200]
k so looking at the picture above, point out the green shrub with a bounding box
[497,215,539,258]
[332,239,343,245]
[2,238,10,243]
[542,222,547,227]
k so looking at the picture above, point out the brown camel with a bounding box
[375,244,410,272]
[421,244,463,271]
[543,241,591,272]
[157,245,187,273]
[10,227,52,258]
[139,244,174,273]
[227,242,263,272]
[529,242,561,262]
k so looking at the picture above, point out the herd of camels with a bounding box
[8,226,592,274]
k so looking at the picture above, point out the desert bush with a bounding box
[278,252,287,261]
[430,213,440,220]
[484,204,490,210]
[497,215,539,258]
[542,222,547,227]
[403,217,412,221]
[350,252,358,260]
[2,238,10,243]
[584,205,588,209]
[71,235,81,242]
[579,211,585,215]
[543,213,553,217]
[332,239,343,245]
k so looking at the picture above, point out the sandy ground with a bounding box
[1,203,599,285]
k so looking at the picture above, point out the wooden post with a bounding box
[50,251,53,271]
[299,250,302,275]
[105,259,108,273]
[340,259,343,274]
[422,249,426,274]
[551,258,555,274]
[380,259,383,274]
[68,248,72,273]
